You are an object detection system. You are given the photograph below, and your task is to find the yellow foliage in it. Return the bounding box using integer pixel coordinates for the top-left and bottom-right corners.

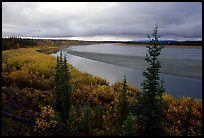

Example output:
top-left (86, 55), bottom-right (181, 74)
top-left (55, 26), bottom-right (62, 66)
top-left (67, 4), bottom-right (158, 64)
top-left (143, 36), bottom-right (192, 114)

top-left (2, 48), bottom-right (202, 136)
top-left (2, 48), bottom-right (56, 89)
top-left (34, 106), bottom-right (57, 134)
top-left (163, 94), bottom-right (202, 136)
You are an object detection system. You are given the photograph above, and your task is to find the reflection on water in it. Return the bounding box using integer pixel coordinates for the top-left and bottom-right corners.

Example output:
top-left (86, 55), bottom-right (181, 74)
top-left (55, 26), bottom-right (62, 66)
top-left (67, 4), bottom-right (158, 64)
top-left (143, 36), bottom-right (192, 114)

top-left (51, 49), bottom-right (202, 99)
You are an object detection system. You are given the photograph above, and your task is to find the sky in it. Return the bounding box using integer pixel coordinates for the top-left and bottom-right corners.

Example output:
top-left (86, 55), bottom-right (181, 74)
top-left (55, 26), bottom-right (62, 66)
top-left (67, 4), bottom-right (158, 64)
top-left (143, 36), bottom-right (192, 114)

top-left (2, 2), bottom-right (202, 41)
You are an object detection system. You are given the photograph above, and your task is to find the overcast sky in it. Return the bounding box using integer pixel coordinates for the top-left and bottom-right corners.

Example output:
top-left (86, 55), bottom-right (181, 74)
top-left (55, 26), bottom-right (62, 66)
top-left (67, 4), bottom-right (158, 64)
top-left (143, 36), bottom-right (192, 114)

top-left (2, 2), bottom-right (202, 41)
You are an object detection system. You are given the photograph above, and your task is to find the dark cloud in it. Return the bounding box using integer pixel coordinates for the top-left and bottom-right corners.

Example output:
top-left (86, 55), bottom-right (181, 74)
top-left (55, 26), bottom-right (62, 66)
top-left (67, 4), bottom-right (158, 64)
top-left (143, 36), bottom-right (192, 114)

top-left (2, 2), bottom-right (202, 41)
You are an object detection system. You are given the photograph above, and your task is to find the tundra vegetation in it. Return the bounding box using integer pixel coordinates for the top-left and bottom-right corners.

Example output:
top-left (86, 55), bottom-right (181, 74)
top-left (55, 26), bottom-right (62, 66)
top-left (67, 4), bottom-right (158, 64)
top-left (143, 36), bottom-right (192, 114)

top-left (2, 29), bottom-right (202, 136)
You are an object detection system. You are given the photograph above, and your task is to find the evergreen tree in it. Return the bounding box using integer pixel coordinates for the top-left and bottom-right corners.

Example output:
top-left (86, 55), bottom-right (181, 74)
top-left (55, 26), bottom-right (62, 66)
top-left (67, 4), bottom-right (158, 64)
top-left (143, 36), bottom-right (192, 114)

top-left (118, 74), bottom-right (128, 124)
top-left (116, 73), bottom-right (128, 132)
top-left (79, 102), bottom-right (92, 135)
top-left (54, 51), bottom-right (72, 124)
top-left (122, 113), bottom-right (137, 136)
top-left (136, 24), bottom-right (166, 136)
top-left (94, 104), bottom-right (104, 129)
top-left (67, 105), bottom-right (79, 133)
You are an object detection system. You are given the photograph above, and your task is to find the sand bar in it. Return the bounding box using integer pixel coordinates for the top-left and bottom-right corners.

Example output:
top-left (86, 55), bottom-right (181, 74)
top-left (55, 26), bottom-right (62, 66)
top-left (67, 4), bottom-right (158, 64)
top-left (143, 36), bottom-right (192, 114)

top-left (66, 50), bottom-right (202, 79)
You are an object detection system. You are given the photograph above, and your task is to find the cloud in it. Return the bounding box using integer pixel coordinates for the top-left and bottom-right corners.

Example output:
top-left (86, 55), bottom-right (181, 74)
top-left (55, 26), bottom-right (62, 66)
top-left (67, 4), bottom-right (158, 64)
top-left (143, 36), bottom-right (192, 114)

top-left (2, 2), bottom-right (202, 41)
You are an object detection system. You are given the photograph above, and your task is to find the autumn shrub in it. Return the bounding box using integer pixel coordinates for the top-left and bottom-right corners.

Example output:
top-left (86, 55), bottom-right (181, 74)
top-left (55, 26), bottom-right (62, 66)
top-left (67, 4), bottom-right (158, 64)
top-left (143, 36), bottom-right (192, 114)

top-left (34, 106), bottom-right (58, 136)
top-left (163, 95), bottom-right (202, 136)
top-left (2, 48), bottom-right (56, 90)
top-left (2, 48), bottom-right (202, 136)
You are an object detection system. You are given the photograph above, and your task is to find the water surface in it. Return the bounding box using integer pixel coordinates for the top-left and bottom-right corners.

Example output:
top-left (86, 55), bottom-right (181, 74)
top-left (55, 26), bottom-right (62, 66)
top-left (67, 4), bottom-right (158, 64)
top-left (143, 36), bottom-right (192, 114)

top-left (51, 44), bottom-right (202, 99)
top-left (69, 43), bottom-right (202, 59)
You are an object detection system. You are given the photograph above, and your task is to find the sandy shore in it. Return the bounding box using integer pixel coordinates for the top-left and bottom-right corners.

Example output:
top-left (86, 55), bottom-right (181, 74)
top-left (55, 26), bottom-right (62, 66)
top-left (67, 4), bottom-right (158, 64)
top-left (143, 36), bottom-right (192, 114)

top-left (66, 50), bottom-right (202, 79)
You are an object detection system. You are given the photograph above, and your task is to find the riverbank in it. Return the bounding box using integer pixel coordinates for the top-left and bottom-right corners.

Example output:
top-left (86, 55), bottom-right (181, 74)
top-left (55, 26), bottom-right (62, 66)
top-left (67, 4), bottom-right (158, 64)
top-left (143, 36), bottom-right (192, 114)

top-left (66, 50), bottom-right (202, 79)
top-left (35, 45), bottom-right (70, 54)
top-left (115, 43), bottom-right (202, 48)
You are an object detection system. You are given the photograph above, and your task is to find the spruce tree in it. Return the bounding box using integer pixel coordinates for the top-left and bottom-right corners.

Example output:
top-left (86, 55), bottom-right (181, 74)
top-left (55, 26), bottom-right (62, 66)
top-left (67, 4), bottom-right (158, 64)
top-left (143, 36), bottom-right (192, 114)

top-left (80, 101), bottom-right (92, 135)
top-left (122, 113), bottom-right (137, 136)
top-left (54, 51), bottom-right (72, 123)
top-left (136, 24), bottom-right (166, 136)
top-left (94, 104), bottom-right (104, 129)
top-left (119, 74), bottom-right (128, 123)
top-left (116, 73), bottom-right (128, 131)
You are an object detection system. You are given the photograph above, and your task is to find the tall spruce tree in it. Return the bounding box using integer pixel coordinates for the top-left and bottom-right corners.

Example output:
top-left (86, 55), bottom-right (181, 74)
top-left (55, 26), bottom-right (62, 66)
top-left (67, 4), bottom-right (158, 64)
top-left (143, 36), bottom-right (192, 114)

top-left (136, 24), bottom-right (166, 136)
top-left (54, 51), bottom-right (72, 123)
top-left (116, 73), bottom-right (128, 131)
top-left (119, 74), bottom-right (128, 123)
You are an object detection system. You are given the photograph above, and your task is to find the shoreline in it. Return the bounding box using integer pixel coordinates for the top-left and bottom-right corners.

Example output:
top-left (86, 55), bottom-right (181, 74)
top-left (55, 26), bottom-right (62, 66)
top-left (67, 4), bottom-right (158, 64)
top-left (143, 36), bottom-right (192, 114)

top-left (66, 50), bottom-right (202, 79)
top-left (115, 43), bottom-right (202, 48)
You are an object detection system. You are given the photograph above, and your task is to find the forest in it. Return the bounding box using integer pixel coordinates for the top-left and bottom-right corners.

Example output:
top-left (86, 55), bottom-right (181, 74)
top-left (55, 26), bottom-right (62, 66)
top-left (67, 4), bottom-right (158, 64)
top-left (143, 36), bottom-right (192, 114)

top-left (2, 37), bottom-right (101, 50)
top-left (2, 35), bottom-right (202, 136)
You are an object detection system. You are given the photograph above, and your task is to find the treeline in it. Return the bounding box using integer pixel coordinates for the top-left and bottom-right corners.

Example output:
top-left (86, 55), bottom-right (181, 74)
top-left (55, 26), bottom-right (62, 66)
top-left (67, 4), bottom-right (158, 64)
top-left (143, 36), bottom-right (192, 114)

top-left (2, 36), bottom-right (37, 50)
top-left (2, 36), bottom-right (202, 51)
top-left (2, 37), bottom-right (100, 50)
top-left (165, 41), bottom-right (202, 46)
top-left (100, 40), bottom-right (202, 46)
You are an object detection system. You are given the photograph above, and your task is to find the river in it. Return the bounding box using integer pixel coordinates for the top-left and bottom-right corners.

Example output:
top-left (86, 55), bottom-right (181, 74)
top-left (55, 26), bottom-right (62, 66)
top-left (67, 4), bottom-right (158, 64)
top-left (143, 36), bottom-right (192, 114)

top-left (51, 43), bottom-right (202, 99)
